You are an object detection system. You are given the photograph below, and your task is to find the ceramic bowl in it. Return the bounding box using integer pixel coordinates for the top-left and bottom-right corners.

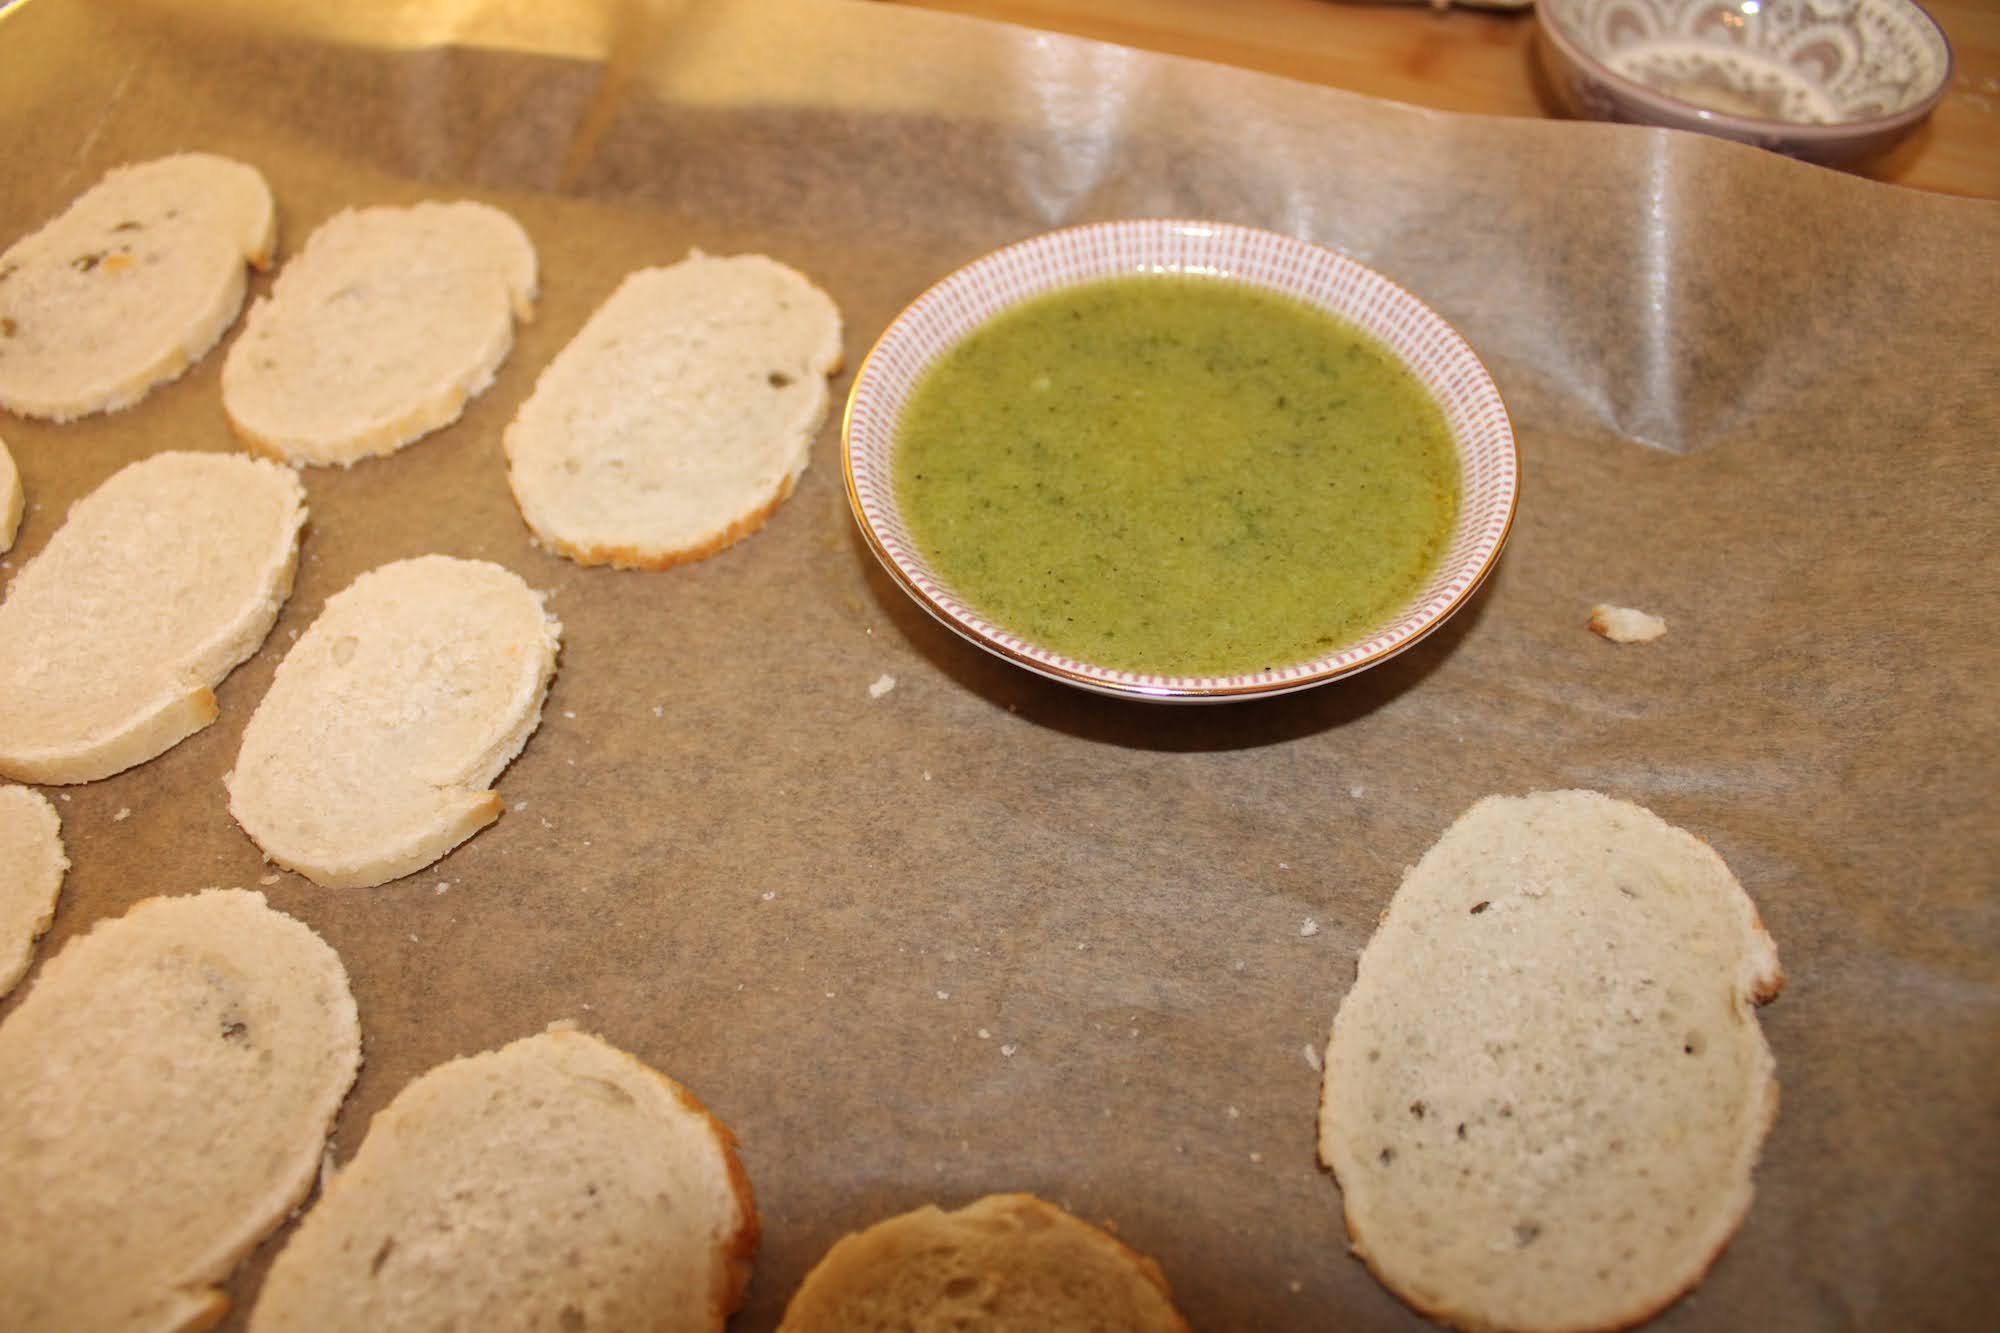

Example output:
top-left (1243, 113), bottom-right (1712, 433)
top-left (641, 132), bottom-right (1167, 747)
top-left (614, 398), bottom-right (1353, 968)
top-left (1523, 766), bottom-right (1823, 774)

top-left (1537, 0), bottom-right (1954, 165)
top-left (842, 220), bottom-right (1518, 703)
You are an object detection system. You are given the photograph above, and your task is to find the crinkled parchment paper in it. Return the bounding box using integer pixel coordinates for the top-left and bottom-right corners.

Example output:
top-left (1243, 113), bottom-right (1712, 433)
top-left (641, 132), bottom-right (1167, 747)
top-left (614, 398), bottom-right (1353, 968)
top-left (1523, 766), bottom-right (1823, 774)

top-left (0, 0), bottom-right (1994, 1328)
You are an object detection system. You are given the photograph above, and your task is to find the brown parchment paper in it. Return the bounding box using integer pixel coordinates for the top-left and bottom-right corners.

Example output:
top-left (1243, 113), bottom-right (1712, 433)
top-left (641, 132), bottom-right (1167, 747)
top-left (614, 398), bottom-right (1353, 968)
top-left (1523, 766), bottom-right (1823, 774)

top-left (1, 0), bottom-right (1995, 1328)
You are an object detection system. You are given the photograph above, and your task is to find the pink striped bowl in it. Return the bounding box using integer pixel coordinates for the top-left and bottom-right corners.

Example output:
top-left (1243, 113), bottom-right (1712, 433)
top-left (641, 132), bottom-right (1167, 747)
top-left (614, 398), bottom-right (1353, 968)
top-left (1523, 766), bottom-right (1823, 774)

top-left (842, 220), bottom-right (1518, 703)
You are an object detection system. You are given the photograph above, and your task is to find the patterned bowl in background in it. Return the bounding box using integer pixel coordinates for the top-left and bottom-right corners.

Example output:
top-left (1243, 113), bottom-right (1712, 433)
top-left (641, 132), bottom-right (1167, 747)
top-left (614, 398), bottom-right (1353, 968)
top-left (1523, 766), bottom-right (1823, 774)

top-left (1537, 0), bottom-right (1954, 165)
top-left (842, 220), bottom-right (1519, 704)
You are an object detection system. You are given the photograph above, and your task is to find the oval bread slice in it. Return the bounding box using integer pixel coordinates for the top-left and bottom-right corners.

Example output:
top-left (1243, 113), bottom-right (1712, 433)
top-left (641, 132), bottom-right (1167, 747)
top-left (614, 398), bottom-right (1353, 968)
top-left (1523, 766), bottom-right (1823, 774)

top-left (250, 1027), bottom-right (758, 1333)
top-left (222, 201), bottom-right (536, 466)
top-left (0, 450), bottom-right (308, 784)
top-left (225, 554), bottom-right (560, 888)
top-left (503, 250), bottom-right (843, 569)
top-left (1317, 789), bottom-right (1784, 1333)
top-left (778, 1193), bottom-right (1192, 1332)
top-left (0, 784), bottom-right (66, 997)
top-left (0, 888), bottom-right (362, 1333)
top-left (0, 153), bottom-right (274, 420)
top-left (0, 433), bottom-right (21, 551)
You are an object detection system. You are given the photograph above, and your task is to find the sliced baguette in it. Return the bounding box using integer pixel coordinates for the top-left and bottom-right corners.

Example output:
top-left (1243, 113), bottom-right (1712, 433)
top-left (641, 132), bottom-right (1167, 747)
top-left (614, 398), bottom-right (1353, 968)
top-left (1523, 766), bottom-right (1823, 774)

top-left (0, 888), bottom-right (361, 1333)
top-left (1318, 789), bottom-right (1784, 1333)
top-left (778, 1193), bottom-right (1192, 1332)
top-left (0, 432), bottom-right (20, 551)
top-left (503, 250), bottom-right (843, 569)
top-left (0, 450), bottom-right (308, 784)
top-left (250, 1026), bottom-right (758, 1333)
top-left (0, 153), bottom-right (274, 420)
top-left (222, 201), bottom-right (536, 466)
top-left (225, 554), bottom-right (559, 888)
top-left (0, 784), bottom-right (66, 996)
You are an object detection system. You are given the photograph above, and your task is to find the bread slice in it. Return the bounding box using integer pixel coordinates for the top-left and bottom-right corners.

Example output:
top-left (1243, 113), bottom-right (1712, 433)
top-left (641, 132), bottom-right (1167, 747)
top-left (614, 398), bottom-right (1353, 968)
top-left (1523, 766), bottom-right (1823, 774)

top-left (225, 554), bottom-right (559, 888)
top-left (778, 1193), bottom-right (1192, 1332)
top-left (0, 432), bottom-right (21, 552)
top-left (503, 250), bottom-right (842, 569)
top-left (0, 784), bottom-right (66, 996)
top-left (0, 153), bottom-right (274, 420)
top-left (1317, 790), bottom-right (1784, 1333)
top-left (0, 888), bottom-right (361, 1333)
top-left (0, 450), bottom-right (308, 785)
top-left (222, 201), bottom-right (536, 466)
top-left (249, 1026), bottom-right (758, 1332)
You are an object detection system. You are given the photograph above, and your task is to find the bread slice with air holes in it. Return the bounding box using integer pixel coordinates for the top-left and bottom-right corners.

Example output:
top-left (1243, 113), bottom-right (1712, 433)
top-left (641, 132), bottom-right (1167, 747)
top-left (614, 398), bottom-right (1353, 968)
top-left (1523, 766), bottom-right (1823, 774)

top-left (225, 554), bottom-right (560, 888)
top-left (249, 1026), bottom-right (758, 1333)
top-left (503, 250), bottom-right (843, 569)
top-left (0, 784), bottom-right (65, 997)
top-left (1317, 789), bottom-right (1784, 1333)
top-left (0, 888), bottom-right (361, 1333)
top-left (0, 153), bottom-right (274, 420)
top-left (221, 201), bottom-right (535, 466)
top-left (0, 450), bottom-right (307, 785)
top-left (778, 1192), bottom-right (1193, 1332)
top-left (0, 433), bottom-right (22, 552)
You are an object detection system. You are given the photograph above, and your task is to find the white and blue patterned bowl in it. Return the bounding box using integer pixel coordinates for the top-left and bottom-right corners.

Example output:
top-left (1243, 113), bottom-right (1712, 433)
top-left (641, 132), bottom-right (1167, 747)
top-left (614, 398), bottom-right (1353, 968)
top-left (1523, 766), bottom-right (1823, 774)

top-left (1538, 0), bottom-right (1954, 165)
top-left (842, 220), bottom-right (1518, 704)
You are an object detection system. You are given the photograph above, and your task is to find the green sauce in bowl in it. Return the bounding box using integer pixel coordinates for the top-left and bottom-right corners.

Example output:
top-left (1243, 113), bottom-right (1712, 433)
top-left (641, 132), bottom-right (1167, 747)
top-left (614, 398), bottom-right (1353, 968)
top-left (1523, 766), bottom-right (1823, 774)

top-left (893, 275), bottom-right (1460, 677)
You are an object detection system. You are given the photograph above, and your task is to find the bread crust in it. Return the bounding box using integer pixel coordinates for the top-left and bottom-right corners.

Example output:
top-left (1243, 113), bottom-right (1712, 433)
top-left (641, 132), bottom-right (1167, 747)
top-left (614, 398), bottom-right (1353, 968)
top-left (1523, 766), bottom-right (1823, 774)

top-left (0, 434), bottom-right (21, 552)
top-left (779, 1192), bottom-right (1190, 1332)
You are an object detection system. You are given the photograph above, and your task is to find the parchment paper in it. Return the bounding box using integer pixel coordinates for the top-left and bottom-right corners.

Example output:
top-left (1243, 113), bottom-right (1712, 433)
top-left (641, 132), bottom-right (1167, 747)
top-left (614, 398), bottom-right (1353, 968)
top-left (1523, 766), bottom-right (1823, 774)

top-left (1, 1), bottom-right (1995, 1329)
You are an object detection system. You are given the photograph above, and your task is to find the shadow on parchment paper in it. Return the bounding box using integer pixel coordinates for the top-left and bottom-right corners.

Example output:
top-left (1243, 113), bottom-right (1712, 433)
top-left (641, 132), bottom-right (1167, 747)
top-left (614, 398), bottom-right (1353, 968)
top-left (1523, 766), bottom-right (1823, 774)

top-left (846, 515), bottom-right (1502, 753)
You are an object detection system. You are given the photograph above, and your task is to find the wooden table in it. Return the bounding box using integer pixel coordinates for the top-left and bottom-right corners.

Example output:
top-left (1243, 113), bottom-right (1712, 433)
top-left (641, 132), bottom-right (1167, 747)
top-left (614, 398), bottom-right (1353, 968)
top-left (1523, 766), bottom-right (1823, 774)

top-left (888, 0), bottom-right (2000, 201)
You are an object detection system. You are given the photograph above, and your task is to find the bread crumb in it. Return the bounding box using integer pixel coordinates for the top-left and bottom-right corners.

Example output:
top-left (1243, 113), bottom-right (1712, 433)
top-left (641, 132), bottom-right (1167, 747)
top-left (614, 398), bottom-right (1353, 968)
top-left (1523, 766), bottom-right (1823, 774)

top-left (978, 1028), bottom-right (992, 1039)
top-left (113, 807), bottom-right (131, 821)
top-left (59, 793), bottom-right (70, 802)
top-left (1226, 1105), bottom-right (1240, 1119)
top-left (259, 873), bottom-right (281, 886)
top-left (935, 990), bottom-right (950, 1000)
top-left (562, 709), bottom-right (576, 719)
top-left (868, 673), bottom-right (896, 699)
top-left (922, 769), bottom-right (932, 781)
top-left (761, 890), bottom-right (776, 902)
top-left (1350, 785), bottom-right (1365, 798)
top-left (434, 881), bottom-right (450, 895)
top-left (1589, 603), bottom-right (1667, 643)
top-left (1303, 1043), bottom-right (1323, 1072)
top-left (825, 990), bottom-right (836, 998)
top-left (1299, 918), bottom-right (1320, 938)
top-left (1233, 959), bottom-right (1246, 972)
top-left (1250, 1152), bottom-right (1264, 1164)
top-left (513, 800), bottom-right (529, 812)
top-left (1000, 1043), bottom-right (1018, 1057)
